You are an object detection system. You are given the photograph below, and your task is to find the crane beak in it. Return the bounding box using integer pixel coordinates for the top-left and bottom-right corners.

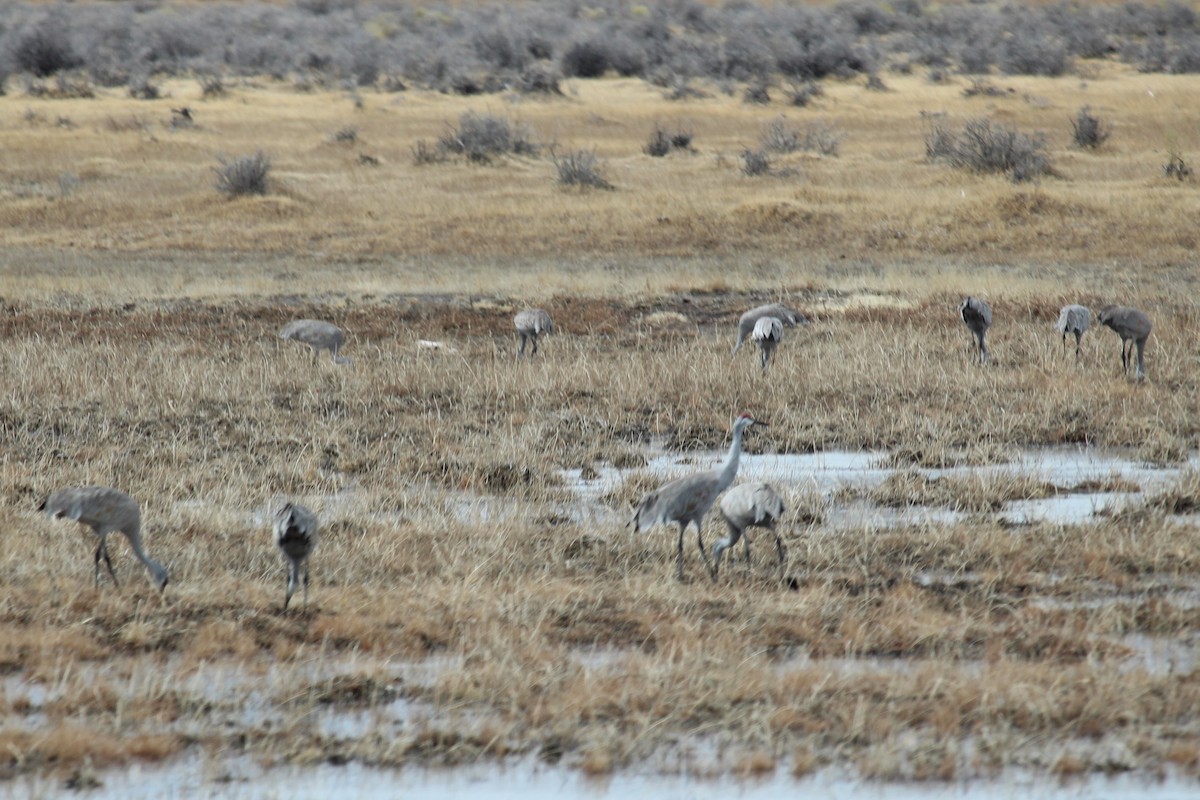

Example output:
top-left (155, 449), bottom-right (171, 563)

top-left (754, 420), bottom-right (769, 428)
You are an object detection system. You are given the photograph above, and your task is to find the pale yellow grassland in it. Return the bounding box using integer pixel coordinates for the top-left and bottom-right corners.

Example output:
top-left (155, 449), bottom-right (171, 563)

top-left (0, 65), bottom-right (1199, 301)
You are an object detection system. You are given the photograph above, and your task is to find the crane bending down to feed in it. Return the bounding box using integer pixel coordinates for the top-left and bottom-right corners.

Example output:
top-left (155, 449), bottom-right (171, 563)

top-left (1098, 305), bottom-right (1153, 382)
top-left (733, 304), bottom-right (807, 355)
top-left (959, 297), bottom-right (992, 364)
top-left (632, 413), bottom-right (765, 581)
top-left (1056, 304), bottom-right (1091, 360)
top-left (751, 316), bottom-right (784, 371)
top-left (713, 482), bottom-right (786, 580)
top-left (274, 501), bottom-right (318, 612)
top-left (514, 308), bottom-right (553, 357)
top-left (279, 320), bottom-right (352, 365)
top-left (39, 486), bottom-right (169, 591)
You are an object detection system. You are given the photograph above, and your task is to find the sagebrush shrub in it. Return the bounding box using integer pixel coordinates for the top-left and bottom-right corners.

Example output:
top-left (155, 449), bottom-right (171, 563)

top-left (924, 117), bottom-right (1051, 183)
top-left (552, 148), bottom-right (613, 189)
top-left (741, 149), bottom-right (771, 176)
top-left (12, 17), bottom-right (79, 77)
top-left (1071, 106), bottom-right (1110, 149)
top-left (437, 111), bottom-right (540, 163)
top-left (214, 151), bottom-right (271, 196)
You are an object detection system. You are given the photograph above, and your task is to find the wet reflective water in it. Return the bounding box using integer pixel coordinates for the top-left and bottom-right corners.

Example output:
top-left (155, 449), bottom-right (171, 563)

top-left (12, 755), bottom-right (1199, 800)
top-left (562, 446), bottom-right (1200, 529)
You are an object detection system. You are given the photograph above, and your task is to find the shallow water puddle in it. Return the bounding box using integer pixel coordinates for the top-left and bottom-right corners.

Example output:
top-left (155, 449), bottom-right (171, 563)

top-left (19, 755), bottom-right (1200, 800)
top-left (564, 446), bottom-right (1200, 529)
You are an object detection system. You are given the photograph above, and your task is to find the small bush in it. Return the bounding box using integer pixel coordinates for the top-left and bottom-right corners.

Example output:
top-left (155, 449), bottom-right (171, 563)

top-left (199, 75), bottom-right (226, 98)
top-left (214, 151), bottom-right (271, 197)
top-left (743, 83), bottom-right (771, 104)
top-left (331, 126), bottom-right (359, 145)
top-left (760, 117), bottom-right (801, 153)
top-left (128, 78), bottom-right (160, 100)
top-left (1070, 106), bottom-right (1110, 149)
top-left (517, 63), bottom-right (563, 95)
top-left (438, 111), bottom-right (539, 163)
top-left (12, 18), bottom-right (80, 77)
top-left (802, 119), bottom-right (846, 157)
top-left (1164, 152), bottom-right (1191, 181)
top-left (412, 139), bottom-right (447, 166)
top-left (551, 148), bottom-right (614, 189)
top-left (741, 148), bottom-right (771, 176)
top-left (644, 124), bottom-right (694, 157)
top-left (644, 126), bottom-right (672, 157)
top-left (670, 129), bottom-right (694, 150)
top-left (788, 82), bottom-right (824, 107)
top-left (561, 40), bottom-right (610, 78)
top-left (865, 73), bottom-right (889, 91)
top-left (925, 117), bottom-right (1051, 183)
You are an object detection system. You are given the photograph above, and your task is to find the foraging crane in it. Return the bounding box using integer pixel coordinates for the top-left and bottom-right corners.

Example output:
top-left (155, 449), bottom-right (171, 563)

top-left (1098, 305), bottom-right (1152, 382)
top-left (713, 482), bottom-right (786, 580)
top-left (279, 319), bottom-right (352, 365)
top-left (733, 304), bottom-right (807, 355)
top-left (751, 316), bottom-right (783, 370)
top-left (39, 486), bottom-right (168, 591)
top-left (514, 308), bottom-right (553, 357)
top-left (632, 413), bottom-right (765, 581)
top-left (1056, 304), bottom-right (1091, 360)
top-left (959, 297), bottom-right (992, 364)
top-left (273, 501), bottom-right (318, 612)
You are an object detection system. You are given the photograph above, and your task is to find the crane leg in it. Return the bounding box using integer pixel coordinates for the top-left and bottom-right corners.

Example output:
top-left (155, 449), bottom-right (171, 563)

top-left (696, 524), bottom-right (713, 574)
top-left (1135, 338), bottom-right (1146, 382)
top-left (94, 539), bottom-right (119, 588)
top-left (531, 335), bottom-right (539, 356)
top-left (283, 562), bottom-right (296, 612)
top-left (742, 533), bottom-right (752, 573)
top-left (517, 334), bottom-right (526, 358)
top-left (772, 527), bottom-right (787, 580)
top-left (676, 524), bottom-right (686, 581)
top-left (1074, 331), bottom-right (1082, 361)
top-left (303, 562), bottom-right (310, 610)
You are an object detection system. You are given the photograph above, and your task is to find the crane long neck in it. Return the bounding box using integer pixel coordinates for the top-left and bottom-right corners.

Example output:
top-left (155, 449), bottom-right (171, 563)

top-left (123, 526), bottom-right (165, 582)
top-left (717, 424), bottom-right (746, 491)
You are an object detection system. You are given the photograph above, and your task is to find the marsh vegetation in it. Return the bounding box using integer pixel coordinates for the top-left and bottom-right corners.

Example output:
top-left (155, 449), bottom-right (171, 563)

top-left (2, 0), bottom-right (1200, 793)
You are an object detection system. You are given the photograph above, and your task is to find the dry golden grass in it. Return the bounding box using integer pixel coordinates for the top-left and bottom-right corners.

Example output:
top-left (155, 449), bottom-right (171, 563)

top-left (0, 64), bottom-right (1199, 301)
top-left (3, 65), bottom-right (1200, 786)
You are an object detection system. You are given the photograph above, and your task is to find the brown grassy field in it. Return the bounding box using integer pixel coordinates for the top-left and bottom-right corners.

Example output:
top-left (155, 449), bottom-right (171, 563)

top-left (3, 63), bottom-right (1200, 788)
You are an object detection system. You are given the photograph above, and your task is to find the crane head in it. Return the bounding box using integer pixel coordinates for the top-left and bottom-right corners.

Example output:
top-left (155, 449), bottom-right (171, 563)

top-left (735, 413), bottom-right (767, 430)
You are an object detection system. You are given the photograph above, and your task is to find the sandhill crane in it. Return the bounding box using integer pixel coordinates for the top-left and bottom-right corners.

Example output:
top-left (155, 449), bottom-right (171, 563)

top-left (39, 486), bottom-right (168, 591)
top-left (514, 308), bottom-right (553, 357)
top-left (733, 304), bottom-right (807, 355)
top-left (274, 501), bottom-right (318, 612)
top-left (1098, 305), bottom-right (1153, 382)
top-left (1056, 304), bottom-right (1091, 360)
top-left (632, 413), bottom-right (765, 581)
top-left (751, 316), bottom-right (783, 370)
top-left (279, 319), bottom-right (352, 365)
top-left (713, 482), bottom-right (786, 580)
top-left (959, 297), bottom-right (992, 364)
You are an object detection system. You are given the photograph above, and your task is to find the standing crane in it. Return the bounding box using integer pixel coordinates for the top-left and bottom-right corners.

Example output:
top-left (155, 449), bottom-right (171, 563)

top-left (39, 486), bottom-right (169, 591)
top-left (279, 319), bottom-right (352, 365)
top-left (514, 308), bottom-right (554, 357)
top-left (713, 482), bottom-right (787, 580)
top-left (751, 316), bottom-right (784, 370)
top-left (1056, 304), bottom-right (1091, 360)
top-left (274, 501), bottom-right (318, 612)
top-left (959, 297), bottom-right (992, 364)
top-left (733, 304), bottom-right (807, 355)
top-left (632, 413), bottom-right (765, 581)
top-left (1098, 305), bottom-right (1153, 382)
